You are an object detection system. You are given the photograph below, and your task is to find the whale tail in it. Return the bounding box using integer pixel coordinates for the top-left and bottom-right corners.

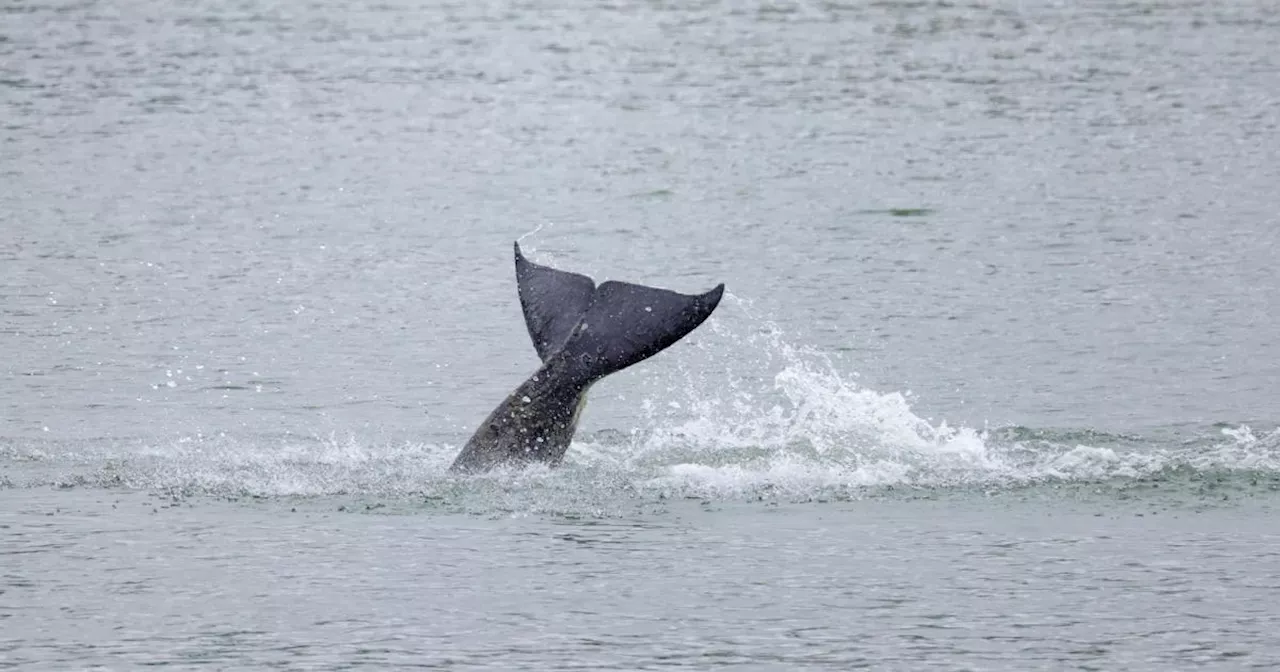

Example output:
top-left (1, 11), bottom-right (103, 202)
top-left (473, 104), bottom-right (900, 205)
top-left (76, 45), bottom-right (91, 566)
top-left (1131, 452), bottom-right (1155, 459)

top-left (446, 242), bottom-right (724, 474)
top-left (514, 242), bottom-right (724, 380)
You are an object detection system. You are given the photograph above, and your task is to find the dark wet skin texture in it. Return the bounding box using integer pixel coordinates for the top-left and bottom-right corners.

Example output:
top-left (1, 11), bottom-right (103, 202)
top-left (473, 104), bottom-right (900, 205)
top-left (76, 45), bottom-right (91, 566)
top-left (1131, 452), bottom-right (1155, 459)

top-left (450, 354), bottom-right (590, 472)
top-left (449, 243), bottom-right (723, 473)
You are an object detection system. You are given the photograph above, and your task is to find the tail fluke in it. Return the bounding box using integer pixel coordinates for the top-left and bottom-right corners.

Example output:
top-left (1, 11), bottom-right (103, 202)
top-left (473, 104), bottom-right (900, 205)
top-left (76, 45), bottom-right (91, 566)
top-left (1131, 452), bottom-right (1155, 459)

top-left (513, 241), bottom-right (724, 379)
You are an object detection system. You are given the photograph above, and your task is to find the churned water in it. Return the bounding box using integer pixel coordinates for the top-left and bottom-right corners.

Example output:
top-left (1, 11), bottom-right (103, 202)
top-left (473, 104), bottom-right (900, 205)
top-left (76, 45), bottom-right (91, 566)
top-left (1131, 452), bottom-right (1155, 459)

top-left (4, 0), bottom-right (1280, 669)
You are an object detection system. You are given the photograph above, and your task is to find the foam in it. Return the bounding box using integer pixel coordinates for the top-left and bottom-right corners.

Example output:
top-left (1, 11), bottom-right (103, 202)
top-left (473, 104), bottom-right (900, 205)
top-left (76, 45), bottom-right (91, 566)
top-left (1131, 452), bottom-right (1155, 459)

top-left (3, 295), bottom-right (1278, 508)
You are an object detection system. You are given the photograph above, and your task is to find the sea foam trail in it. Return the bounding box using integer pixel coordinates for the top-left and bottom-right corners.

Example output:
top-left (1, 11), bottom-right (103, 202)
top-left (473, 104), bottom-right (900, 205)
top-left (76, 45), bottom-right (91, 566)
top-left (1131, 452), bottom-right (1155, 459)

top-left (558, 294), bottom-right (1280, 500)
top-left (2, 295), bottom-right (1278, 505)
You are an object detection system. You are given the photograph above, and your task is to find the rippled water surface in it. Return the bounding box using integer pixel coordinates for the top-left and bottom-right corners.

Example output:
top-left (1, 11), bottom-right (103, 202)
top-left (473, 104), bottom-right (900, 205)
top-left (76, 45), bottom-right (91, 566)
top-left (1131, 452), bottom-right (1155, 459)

top-left (4, 0), bottom-right (1280, 668)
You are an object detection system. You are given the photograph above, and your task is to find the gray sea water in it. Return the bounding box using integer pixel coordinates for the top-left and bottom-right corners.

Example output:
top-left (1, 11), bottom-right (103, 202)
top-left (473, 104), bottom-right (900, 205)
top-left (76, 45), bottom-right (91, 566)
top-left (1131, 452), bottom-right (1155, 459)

top-left (4, 0), bottom-right (1280, 669)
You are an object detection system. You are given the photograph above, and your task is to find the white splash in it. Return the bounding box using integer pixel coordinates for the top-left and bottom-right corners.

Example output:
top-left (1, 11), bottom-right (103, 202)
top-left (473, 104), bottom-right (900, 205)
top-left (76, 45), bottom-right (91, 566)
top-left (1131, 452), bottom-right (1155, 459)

top-left (3, 296), bottom-right (1278, 509)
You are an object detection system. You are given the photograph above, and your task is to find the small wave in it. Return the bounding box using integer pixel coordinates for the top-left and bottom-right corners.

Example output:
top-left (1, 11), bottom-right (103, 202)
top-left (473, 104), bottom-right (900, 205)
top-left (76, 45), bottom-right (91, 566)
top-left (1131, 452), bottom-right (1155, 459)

top-left (2, 422), bottom-right (1278, 514)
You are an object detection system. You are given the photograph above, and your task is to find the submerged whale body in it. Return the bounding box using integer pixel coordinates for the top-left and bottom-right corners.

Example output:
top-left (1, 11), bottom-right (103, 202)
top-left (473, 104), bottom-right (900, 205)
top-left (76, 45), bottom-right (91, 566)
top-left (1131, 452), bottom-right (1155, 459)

top-left (448, 242), bottom-right (724, 473)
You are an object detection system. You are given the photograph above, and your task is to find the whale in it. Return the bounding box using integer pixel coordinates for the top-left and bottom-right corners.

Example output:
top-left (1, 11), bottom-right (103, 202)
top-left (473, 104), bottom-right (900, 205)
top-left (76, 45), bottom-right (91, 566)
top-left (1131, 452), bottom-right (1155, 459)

top-left (448, 242), bottom-right (724, 473)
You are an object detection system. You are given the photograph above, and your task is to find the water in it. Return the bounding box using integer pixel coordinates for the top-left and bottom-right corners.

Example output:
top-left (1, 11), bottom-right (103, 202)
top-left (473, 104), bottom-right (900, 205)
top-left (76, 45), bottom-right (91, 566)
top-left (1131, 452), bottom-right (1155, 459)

top-left (5, 491), bottom-right (1279, 670)
top-left (4, 0), bottom-right (1280, 668)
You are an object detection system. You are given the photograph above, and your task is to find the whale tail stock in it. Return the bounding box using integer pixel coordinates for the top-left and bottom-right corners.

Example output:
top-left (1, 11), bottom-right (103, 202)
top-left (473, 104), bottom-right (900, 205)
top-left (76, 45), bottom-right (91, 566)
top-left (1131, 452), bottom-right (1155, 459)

top-left (514, 241), bottom-right (724, 380)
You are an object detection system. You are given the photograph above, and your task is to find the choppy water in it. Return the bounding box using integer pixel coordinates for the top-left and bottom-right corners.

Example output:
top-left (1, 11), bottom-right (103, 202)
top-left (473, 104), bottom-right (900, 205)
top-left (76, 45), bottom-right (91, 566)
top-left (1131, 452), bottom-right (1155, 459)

top-left (4, 0), bottom-right (1280, 669)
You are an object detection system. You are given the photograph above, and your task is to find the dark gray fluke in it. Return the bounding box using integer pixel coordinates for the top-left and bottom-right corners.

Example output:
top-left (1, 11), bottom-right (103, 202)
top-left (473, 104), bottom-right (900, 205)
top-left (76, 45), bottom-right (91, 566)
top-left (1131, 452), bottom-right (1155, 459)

top-left (449, 242), bottom-right (724, 473)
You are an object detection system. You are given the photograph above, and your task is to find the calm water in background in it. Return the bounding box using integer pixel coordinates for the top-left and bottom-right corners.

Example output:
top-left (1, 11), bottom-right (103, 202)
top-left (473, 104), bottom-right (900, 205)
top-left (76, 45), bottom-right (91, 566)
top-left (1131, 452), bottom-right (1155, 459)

top-left (4, 0), bottom-right (1280, 669)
